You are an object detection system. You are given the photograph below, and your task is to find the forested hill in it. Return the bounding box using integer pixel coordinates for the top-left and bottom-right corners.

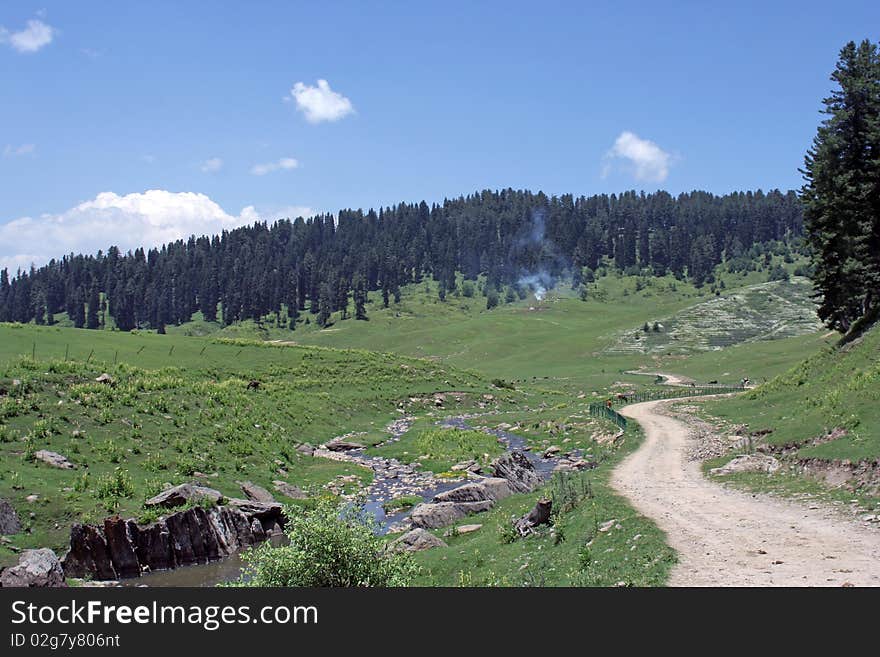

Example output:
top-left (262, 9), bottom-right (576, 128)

top-left (0, 188), bottom-right (803, 331)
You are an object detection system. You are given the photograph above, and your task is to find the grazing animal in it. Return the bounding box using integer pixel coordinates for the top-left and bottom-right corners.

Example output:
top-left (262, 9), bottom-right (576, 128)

top-left (247, 380), bottom-right (261, 391)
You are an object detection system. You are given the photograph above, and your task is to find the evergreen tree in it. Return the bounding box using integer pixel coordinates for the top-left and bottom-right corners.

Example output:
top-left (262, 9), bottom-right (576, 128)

top-left (801, 39), bottom-right (880, 332)
top-left (353, 274), bottom-right (368, 320)
top-left (86, 284), bottom-right (100, 329)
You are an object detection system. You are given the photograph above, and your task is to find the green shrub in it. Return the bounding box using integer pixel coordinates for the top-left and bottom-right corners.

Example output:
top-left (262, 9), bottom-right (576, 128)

top-left (230, 501), bottom-right (416, 587)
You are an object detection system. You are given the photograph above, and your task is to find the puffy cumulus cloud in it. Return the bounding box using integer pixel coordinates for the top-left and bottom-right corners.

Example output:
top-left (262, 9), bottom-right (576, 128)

top-left (0, 190), bottom-right (314, 272)
top-left (288, 79), bottom-right (354, 123)
top-left (200, 157), bottom-right (223, 173)
top-left (0, 18), bottom-right (56, 53)
top-left (602, 131), bottom-right (673, 183)
top-left (250, 157), bottom-right (299, 176)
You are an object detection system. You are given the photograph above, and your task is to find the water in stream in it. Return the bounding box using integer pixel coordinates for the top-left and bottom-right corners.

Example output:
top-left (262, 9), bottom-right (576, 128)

top-left (124, 416), bottom-right (558, 587)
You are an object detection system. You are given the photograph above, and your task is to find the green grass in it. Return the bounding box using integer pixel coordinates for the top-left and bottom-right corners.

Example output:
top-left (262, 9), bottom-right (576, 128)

top-left (409, 423), bottom-right (676, 586)
top-left (0, 324), bottom-right (499, 567)
top-left (698, 322), bottom-right (880, 461)
top-left (1, 252), bottom-right (852, 586)
top-left (382, 495), bottom-right (424, 514)
top-left (368, 427), bottom-right (505, 475)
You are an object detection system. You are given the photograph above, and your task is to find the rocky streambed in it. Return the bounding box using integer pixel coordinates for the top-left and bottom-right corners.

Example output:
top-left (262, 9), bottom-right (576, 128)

top-left (33, 414), bottom-right (593, 587)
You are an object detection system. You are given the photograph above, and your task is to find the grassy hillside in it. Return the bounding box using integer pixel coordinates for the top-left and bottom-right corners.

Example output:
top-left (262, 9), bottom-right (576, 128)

top-left (702, 323), bottom-right (880, 461)
top-left (0, 324), bottom-right (508, 567)
top-left (603, 277), bottom-right (821, 355)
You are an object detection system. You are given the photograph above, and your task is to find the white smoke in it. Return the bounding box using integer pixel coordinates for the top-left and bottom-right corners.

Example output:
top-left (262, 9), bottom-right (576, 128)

top-left (518, 272), bottom-right (553, 302)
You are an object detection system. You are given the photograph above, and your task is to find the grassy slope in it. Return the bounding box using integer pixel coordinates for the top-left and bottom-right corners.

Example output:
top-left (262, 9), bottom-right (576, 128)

top-left (0, 257), bottom-right (835, 584)
top-left (410, 422), bottom-right (676, 587)
top-left (0, 325), bottom-right (506, 566)
top-left (700, 323), bottom-right (880, 461)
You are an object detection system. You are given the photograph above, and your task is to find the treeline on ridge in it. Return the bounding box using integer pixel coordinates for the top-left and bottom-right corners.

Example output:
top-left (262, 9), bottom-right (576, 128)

top-left (0, 188), bottom-right (803, 331)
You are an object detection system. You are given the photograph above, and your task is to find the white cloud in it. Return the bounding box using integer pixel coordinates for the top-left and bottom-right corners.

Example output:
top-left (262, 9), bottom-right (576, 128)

top-left (250, 157), bottom-right (299, 176)
top-left (200, 157), bottom-right (223, 173)
top-left (3, 144), bottom-right (36, 157)
top-left (0, 190), bottom-right (314, 272)
top-left (288, 79), bottom-right (354, 123)
top-left (0, 18), bottom-right (55, 53)
top-left (602, 131), bottom-right (673, 183)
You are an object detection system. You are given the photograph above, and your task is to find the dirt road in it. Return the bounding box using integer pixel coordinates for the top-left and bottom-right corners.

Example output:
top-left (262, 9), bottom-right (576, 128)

top-left (612, 399), bottom-right (880, 586)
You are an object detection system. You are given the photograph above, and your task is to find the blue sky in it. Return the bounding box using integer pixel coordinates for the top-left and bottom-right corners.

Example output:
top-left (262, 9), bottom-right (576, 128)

top-left (1, 1), bottom-right (878, 270)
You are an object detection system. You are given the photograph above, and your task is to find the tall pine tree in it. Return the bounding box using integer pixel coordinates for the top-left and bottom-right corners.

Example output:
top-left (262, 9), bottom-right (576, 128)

top-left (801, 40), bottom-right (880, 332)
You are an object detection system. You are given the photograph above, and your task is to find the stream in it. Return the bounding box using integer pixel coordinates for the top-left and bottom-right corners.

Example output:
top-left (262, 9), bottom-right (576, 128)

top-left (124, 415), bottom-right (561, 587)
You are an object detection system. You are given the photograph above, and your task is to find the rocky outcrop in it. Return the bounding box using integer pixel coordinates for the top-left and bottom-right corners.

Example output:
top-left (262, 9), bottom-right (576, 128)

top-left (1, 548), bottom-right (66, 587)
top-left (273, 480), bottom-right (307, 500)
top-left (238, 481), bottom-right (275, 503)
top-left (710, 454), bottom-right (780, 476)
top-left (433, 478), bottom-right (511, 503)
top-left (62, 502), bottom-right (285, 580)
top-left (144, 483), bottom-right (224, 508)
top-left (491, 450), bottom-right (542, 493)
top-left (0, 499), bottom-right (22, 535)
top-left (34, 450), bottom-right (75, 470)
top-left (410, 500), bottom-right (495, 529)
top-left (387, 528), bottom-right (447, 553)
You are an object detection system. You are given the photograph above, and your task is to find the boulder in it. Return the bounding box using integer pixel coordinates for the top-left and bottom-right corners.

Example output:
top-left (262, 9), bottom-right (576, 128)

top-left (34, 450), bottom-right (75, 470)
top-left (433, 478), bottom-right (511, 504)
top-left (226, 498), bottom-right (284, 522)
top-left (450, 459), bottom-right (477, 472)
top-left (491, 450), bottom-right (542, 493)
top-left (1, 548), bottom-right (66, 587)
top-left (238, 481), bottom-right (276, 503)
top-left (388, 528), bottom-right (447, 553)
top-left (410, 500), bottom-right (495, 529)
top-left (296, 443), bottom-right (315, 456)
top-left (273, 480), bottom-right (307, 500)
top-left (324, 438), bottom-right (364, 452)
top-left (0, 499), bottom-right (22, 535)
top-left (710, 454), bottom-right (781, 476)
top-left (95, 373), bottom-right (115, 385)
top-left (543, 446), bottom-right (561, 458)
top-left (144, 483), bottom-right (224, 508)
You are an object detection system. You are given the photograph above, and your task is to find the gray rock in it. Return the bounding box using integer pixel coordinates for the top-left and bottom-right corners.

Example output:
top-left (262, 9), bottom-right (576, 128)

top-left (225, 498), bottom-right (284, 520)
top-left (95, 373), bottom-right (115, 385)
top-left (543, 446), bottom-right (561, 458)
top-left (273, 480), bottom-right (307, 500)
top-left (1, 548), bottom-right (66, 587)
top-left (238, 481), bottom-right (275, 503)
top-left (433, 478), bottom-right (511, 503)
top-left (144, 483), bottom-right (223, 508)
top-left (450, 459), bottom-right (477, 472)
top-left (296, 443), bottom-right (315, 456)
top-left (710, 454), bottom-right (780, 476)
top-left (0, 499), bottom-right (22, 535)
top-left (388, 528), bottom-right (447, 552)
top-left (34, 450), bottom-right (75, 470)
top-left (410, 500), bottom-right (495, 529)
top-left (324, 438), bottom-right (364, 451)
top-left (491, 450), bottom-right (542, 493)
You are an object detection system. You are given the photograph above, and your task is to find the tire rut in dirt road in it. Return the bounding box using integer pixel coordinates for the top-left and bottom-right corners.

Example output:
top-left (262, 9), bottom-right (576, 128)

top-left (611, 399), bottom-right (880, 586)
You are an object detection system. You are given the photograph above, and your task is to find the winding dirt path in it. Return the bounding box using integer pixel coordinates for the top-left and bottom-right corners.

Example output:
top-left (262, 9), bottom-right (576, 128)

top-left (612, 399), bottom-right (880, 586)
